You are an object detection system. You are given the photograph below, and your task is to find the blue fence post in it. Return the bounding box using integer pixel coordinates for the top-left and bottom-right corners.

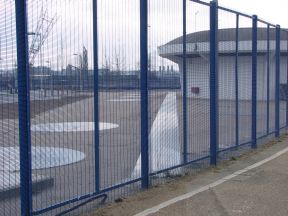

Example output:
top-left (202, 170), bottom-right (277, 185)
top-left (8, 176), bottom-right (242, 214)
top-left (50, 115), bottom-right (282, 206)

top-left (92, 0), bottom-right (100, 193)
top-left (209, 0), bottom-right (218, 165)
top-left (266, 24), bottom-right (270, 135)
top-left (183, 0), bottom-right (188, 164)
top-left (251, 15), bottom-right (258, 149)
top-left (235, 14), bottom-right (239, 147)
top-left (140, 0), bottom-right (149, 189)
top-left (15, 0), bottom-right (33, 215)
top-left (275, 25), bottom-right (281, 137)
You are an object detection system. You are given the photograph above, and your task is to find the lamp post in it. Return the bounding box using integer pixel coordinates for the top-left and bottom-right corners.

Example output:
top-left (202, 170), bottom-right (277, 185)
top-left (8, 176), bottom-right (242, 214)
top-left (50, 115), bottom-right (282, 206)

top-left (27, 32), bottom-right (42, 92)
top-left (0, 33), bottom-right (2, 61)
top-left (46, 60), bottom-right (54, 96)
top-left (73, 53), bottom-right (83, 91)
top-left (194, 11), bottom-right (199, 32)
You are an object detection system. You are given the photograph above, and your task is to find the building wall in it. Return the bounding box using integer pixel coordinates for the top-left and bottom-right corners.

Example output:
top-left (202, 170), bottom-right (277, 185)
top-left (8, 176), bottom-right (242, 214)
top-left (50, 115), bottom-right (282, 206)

top-left (177, 55), bottom-right (287, 100)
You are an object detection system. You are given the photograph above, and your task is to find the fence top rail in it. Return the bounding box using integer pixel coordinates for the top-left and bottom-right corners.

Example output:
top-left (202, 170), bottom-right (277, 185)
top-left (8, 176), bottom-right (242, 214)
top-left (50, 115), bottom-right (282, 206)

top-left (217, 5), bottom-right (252, 19)
top-left (189, 0), bottom-right (210, 7)
top-left (257, 18), bottom-right (277, 28)
top-left (190, 0), bottom-right (279, 29)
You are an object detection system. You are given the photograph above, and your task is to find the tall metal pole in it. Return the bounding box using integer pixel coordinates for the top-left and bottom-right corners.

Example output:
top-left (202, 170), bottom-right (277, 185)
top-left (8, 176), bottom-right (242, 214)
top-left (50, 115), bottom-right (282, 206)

top-left (251, 15), bottom-right (258, 149)
top-left (209, 0), bottom-right (219, 165)
top-left (235, 14), bottom-right (239, 147)
top-left (15, 0), bottom-right (33, 215)
top-left (140, 0), bottom-right (149, 189)
top-left (92, 0), bottom-right (100, 193)
top-left (183, 0), bottom-right (188, 164)
top-left (275, 25), bottom-right (281, 137)
top-left (266, 24), bottom-right (270, 134)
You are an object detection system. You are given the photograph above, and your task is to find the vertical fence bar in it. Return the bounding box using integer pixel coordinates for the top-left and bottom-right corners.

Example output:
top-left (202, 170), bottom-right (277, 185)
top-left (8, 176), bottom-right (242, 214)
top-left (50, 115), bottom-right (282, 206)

top-left (15, 0), bottom-right (33, 215)
top-left (140, 0), bottom-right (149, 188)
top-left (251, 15), bottom-right (257, 149)
top-left (275, 25), bottom-right (280, 137)
top-left (266, 24), bottom-right (270, 134)
top-left (209, 0), bottom-right (218, 165)
top-left (235, 14), bottom-right (239, 147)
top-left (183, 0), bottom-right (188, 164)
top-left (92, 0), bottom-right (100, 193)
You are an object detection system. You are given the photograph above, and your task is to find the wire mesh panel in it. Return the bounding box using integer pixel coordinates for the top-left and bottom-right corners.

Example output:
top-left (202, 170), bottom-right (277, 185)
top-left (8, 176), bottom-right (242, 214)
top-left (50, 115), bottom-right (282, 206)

top-left (185, 1), bottom-right (210, 162)
top-left (217, 9), bottom-right (237, 150)
top-left (256, 21), bottom-right (269, 138)
top-left (280, 30), bottom-right (288, 129)
top-left (98, 0), bottom-right (141, 190)
top-left (0, 1), bottom-right (21, 215)
top-left (147, 0), bottom-right (183, 178)
top-left (26, 0), bottom-right (96, 214)
top-left (268, 26), bottom-right (276, 134)
top-left (236, 15), bottom-right (253, 145)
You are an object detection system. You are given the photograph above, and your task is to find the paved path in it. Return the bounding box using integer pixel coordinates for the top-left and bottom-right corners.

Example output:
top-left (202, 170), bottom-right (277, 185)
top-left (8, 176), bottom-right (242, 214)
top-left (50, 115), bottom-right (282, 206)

top-left (147, 147), bottom-right (288, 216)
top-left (89, 135), bottom-right (288, 216)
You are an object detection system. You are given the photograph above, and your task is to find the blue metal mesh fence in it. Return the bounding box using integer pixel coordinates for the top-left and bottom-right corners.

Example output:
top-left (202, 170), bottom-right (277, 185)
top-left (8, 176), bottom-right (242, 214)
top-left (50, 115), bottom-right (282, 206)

top-left (1, 0), bottom-right (288, 215)
top-left (280, 30), bottom-right (288, 129)
top-left (237, 15), bottom-right (253, 146)
top-left (256, 21), bottom-right (268, 139)
top-left (267, 26), bottom-right (277, 135)
top-left (98, 0), bottom-right (141, 189)
top-left (0, 1), bottom-right (21, 215)
top-left (148, 0), bottom-right (183, 179)
top-left (26, 0), bottom-right (97, 214)
top-left (217, 9), bottom-right (237, 150)
top-left (186, 2), bottom-right (210, 162)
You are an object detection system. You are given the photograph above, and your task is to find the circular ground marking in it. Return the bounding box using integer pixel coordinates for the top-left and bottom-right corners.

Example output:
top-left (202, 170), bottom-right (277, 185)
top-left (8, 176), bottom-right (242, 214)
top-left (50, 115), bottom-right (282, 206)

top-left (108, 98), bottom-right (140, 102)
top-left (31, 122), bottom-right (119, 132)
top-left (0, 147), bottom-right (86, 171)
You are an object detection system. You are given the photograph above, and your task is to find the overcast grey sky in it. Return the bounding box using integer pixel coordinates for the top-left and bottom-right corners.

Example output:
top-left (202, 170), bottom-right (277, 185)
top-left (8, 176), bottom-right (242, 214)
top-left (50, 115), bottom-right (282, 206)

top-left (218, 0), bottom-right (287, 27)
top-left (0, 0), bottom-right (287, 71)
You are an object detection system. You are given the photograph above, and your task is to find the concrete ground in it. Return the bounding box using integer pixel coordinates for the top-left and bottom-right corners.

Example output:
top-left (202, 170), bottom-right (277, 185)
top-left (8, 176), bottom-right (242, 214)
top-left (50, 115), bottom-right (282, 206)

top-left (150, 143), bottom-right (288, 216)
top-left (89, 134), bottom-right (288, 216)
top-left (0, 89), bottom-right (286, 215)
top-left (0, 89), bottom-right (167, 215)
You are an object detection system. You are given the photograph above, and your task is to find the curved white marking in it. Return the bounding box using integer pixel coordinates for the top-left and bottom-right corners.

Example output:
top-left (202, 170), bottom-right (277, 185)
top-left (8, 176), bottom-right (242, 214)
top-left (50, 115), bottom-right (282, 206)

top-left (134, 146), bottom-right (288, 216)
top-left (31, 122), bottom-right (119, 132)
top-left (108, 99), bottom-right (140, 102)
top-left (0, 147), bottom-right (86, 171)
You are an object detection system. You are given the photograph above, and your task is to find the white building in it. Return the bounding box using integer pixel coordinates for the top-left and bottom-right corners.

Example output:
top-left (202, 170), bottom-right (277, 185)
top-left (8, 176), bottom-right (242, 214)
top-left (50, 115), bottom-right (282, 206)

top-left (158, 28), bottom-right (288, 100)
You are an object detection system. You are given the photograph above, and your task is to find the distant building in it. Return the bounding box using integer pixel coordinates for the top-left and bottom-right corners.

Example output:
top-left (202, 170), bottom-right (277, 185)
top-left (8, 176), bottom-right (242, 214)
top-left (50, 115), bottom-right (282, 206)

top-left (158, 28), bottom-right (288, 100)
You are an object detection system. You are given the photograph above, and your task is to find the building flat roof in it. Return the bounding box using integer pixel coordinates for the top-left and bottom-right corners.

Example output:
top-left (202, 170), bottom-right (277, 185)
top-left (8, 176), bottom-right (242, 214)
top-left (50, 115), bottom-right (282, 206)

top-left (158, 28), bottom-right (288, 58)
top-left (166, 28), bottom-right (288, 45)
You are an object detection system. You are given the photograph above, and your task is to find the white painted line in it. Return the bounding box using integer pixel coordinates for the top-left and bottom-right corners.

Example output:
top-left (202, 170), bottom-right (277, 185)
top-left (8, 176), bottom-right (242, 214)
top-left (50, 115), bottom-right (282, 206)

top-left (31, 122), bottom-right (119, 132)
top-left (108, 99), bottom-right (140, 102)
top-left (0, 147), bottom-right (86, 171)
top-left (134, 146), bottom-right (288, 216)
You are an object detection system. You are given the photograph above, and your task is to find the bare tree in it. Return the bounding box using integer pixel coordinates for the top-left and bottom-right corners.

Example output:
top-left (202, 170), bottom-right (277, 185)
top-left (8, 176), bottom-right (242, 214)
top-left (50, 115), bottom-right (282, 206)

top-left (112, 53), bottom-right (126, 75)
